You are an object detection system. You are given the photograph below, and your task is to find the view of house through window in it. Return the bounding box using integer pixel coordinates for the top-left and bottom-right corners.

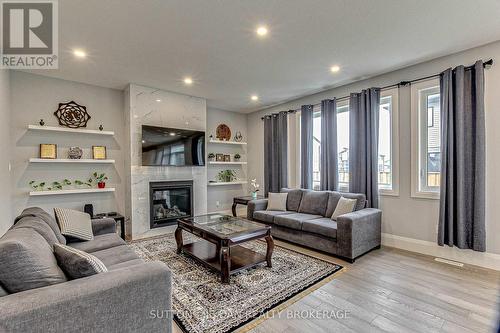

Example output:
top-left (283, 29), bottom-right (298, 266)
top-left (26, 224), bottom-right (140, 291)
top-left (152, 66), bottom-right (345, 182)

top-left (337, 102), bottom-right (350, 190)
top-left (312, 109), bottom-right (321, 190)
top-left (419, 84), bottom-right (441, 192)
top-left (378, 96), bottom-right (392, 189)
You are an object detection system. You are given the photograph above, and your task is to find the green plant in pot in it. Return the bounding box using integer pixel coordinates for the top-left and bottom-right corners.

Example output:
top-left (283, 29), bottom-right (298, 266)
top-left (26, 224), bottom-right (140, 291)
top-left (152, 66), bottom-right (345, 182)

top-left (93, 172), bottom-right (108, 188)
top-left (234, 153), bottom-right (241, 161)
top-left (208, 152), bottom-right (215, 161)
top-left (217, 170), bottom-right (236, 183)
top-left (29, 181), bottom-right (46, 191)
top-left (74, 179), bottom-right (92, 188)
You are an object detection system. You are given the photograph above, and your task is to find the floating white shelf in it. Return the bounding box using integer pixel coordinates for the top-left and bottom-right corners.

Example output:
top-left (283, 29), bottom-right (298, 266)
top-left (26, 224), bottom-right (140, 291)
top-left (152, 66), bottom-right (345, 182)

top-left (209, 139), bottom-right (247, 145)
top-left (29, 158), bottom-right (115, 164)
top-left (29, 188), bottom-right (116, 196)
top-left (207, 181), bottom-right (248, 186)
top-left (28, 125), bottom-right (115, 136)
top-left (208, 161), bottom-right (247, 165)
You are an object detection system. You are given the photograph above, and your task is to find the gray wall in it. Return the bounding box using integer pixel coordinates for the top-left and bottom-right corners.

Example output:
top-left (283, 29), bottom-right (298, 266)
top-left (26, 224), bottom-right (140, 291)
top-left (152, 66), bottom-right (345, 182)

top-left (0, 70), bottom-right (12, 234)
top-left (10, 72), bottom-right (126, 219)
top-left (207, 108), bottom-right (248, 213)
top-left (247, 40), bottom-right (500, 255)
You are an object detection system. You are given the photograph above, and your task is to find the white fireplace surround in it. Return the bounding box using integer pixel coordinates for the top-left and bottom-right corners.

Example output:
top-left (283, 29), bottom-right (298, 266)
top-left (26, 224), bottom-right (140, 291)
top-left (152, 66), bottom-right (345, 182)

top-left (125, 84), bottom-right (208, 238)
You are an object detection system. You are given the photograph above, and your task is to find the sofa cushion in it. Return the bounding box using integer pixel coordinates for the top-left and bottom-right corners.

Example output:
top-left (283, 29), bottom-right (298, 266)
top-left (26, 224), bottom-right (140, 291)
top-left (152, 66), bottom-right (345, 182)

top-left (302, 218), bottom-right (338, 239)
top-left (107, 259), bottom-right (145, 271)
top-left (325, 191), bottom-right (367, 217)
top-left (15, 207), bottom-right (66, 244)
top-left (54, 208), bottom-right (94, 241)
top-left (298, 191), bottom-right (329, 216)
top-left (280, 188), bottom-right (304, 211)
top-left (12, 216), bottom-right (59, 246)
top-left (68, 233), bottom-right (126, 253)
top-left (253, 210), bottom-right (293, 223)
top-left (0, 228), bottom-right (67, 293)
top-left (91, 245), bottom-right (141, 267)
top-left (274, 213), bottom-right (322, 231)
top-left (54, 243), bottom-right (108, 279)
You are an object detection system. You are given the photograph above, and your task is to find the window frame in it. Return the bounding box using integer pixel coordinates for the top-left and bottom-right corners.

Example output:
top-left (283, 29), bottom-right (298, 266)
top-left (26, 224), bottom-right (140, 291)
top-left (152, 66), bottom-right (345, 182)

top-left (379, 87), bottom-right (400, 197)
top-left (410, 78), bottom-right (441, 200)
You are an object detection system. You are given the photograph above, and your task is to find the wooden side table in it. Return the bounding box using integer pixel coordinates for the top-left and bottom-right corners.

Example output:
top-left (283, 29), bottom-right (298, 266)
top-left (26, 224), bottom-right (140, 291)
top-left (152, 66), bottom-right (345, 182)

top-left (232, 195), bottom-right (265, 217)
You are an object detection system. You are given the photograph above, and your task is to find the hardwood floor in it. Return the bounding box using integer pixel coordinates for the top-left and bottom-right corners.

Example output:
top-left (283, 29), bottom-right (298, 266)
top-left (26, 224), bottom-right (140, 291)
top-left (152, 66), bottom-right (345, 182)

top-left (243, 242), bottom-right (500, 333)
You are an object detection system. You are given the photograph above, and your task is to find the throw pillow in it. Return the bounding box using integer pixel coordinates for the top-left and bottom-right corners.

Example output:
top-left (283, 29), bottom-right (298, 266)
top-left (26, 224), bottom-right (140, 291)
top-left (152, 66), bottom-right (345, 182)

top-left (266, 192), bottom-right (288, 211)
top-left (54, 208), bottom-right (94, 241)
top-left (54, 244), bottom-right (107, 279)
top-left (331, 197), bottom-right (357, 221)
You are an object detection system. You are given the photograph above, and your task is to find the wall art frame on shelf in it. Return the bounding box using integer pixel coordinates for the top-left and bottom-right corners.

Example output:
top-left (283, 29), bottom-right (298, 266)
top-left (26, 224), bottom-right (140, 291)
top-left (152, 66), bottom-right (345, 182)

top-left (39, 144), bottom-right (57, 159)
top-left (215, 153), bottom-right (224, 162)
top-left (92, 146), bottom-right (107, 160)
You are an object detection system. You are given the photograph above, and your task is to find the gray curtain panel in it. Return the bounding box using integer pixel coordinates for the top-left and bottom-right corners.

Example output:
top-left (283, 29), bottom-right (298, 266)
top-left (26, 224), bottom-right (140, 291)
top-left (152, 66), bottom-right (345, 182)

top-left (264, 112), bottom-right (288, 196)
top-left (349, 88), bottom-right (380, 208)
top-left (320, 99), bottom-right (338, 190)
top-left (300, 105), bottom-right (314, 189)
top-left (438, 61), bottom-right (485, 252)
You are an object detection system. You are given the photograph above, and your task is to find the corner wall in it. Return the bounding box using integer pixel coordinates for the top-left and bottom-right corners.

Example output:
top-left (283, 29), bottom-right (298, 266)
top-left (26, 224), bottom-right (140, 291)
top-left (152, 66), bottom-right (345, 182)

top-left (0, 70), bottom-right (12, 235)
top-left (247, 41), bottom-right (500, 268)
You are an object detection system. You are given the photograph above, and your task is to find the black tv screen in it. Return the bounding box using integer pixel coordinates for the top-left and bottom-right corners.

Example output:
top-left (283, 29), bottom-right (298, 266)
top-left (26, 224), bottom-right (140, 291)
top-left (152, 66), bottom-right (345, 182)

top-left (141, 125), bottom-right (205, 166)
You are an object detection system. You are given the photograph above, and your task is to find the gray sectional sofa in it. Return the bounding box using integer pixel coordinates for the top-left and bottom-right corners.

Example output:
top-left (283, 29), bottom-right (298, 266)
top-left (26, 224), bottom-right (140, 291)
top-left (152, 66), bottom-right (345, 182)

top-left (248, 188), bottom-right (382, 262)
top-left (0, 207), bottom-right (172, 333)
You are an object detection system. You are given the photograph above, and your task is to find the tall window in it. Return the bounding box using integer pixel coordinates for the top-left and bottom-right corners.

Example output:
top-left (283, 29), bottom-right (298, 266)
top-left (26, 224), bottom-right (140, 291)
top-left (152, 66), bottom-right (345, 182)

top-left (378, 88), bottom-right (399, 196)
top-left (337, 101), bottom-right (350, 191)
top-left (411, 78), bottom-right (440, 199)
top-left (312, 108), bottom-right (321, 190)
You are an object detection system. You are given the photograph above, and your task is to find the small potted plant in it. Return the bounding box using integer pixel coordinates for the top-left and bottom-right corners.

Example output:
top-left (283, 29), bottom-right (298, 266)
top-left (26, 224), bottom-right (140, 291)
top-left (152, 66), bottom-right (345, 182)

top-left (234, 153), bottom-right (241, 161)
top-left (217, 170), bottom-right (236, 183)
top-left (250, 178), bottom-right (260, 199)
top-left (93, 172), bottom-right (108, 188)
top-left (208, 152), bottom-right (215, 161)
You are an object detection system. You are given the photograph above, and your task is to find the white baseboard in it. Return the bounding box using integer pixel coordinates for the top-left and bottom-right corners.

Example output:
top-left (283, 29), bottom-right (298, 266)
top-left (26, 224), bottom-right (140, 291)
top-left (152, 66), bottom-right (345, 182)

top-left (382, 233), bottom-right (500, 271)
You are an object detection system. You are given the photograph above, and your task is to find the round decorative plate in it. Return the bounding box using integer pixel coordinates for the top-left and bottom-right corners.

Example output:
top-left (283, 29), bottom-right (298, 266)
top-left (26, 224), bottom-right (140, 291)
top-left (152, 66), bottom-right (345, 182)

top-left (68, 146), bottom-right (83, 159)
top-left (216, 124), bottom-right (231, 141)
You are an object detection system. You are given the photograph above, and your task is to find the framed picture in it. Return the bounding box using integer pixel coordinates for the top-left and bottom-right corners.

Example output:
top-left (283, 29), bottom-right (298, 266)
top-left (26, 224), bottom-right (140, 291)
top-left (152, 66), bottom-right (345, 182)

top-left (40, 144), bottom-right (57, 159)
top-left (224, 154), bottom-right (231, 162)
top-left (215, 153), bottom-right (224, 162)
top-left (92, 146), bottom-right (107, 160)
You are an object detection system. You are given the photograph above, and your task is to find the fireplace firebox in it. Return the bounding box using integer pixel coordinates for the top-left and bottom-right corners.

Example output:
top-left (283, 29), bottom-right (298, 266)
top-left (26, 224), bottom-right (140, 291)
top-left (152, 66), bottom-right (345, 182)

top-left (150, 180), bottom-right (193, 228)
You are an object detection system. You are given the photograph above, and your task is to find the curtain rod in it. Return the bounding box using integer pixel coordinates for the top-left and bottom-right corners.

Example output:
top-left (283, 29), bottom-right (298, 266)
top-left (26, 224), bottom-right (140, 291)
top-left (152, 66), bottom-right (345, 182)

top-left (261, 59), bottom-right (493, 120)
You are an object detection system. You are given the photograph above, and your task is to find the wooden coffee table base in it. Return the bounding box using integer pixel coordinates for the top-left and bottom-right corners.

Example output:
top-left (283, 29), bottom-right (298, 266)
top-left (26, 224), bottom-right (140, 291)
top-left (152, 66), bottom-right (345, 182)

top-left (175, 227), bottom-right (274, 283)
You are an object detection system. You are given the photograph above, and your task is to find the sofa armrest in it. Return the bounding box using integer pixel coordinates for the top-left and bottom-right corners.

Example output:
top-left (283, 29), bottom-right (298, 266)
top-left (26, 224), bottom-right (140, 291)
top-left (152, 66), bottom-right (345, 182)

top-left (247, 199), bottom-right (268, 220)
top-left (0, 262), bottom-right (172, 333)
top-left (91, 217), bottom-right (117, 236)
top-left (336, 208), bottom-right (382, 260)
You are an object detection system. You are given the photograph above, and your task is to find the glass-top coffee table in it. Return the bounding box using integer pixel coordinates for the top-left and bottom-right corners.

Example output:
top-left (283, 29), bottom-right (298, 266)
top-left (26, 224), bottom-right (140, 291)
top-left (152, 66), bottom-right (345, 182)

top-left (175, 214), bottom-right (274, 283)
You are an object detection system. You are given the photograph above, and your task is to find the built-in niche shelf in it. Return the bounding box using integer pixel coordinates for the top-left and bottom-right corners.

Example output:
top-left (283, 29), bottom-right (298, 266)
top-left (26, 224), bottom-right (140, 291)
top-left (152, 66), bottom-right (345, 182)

top-left (207, 181), bottom-right (248, 186)
top-left (208, 161), bottom-right (247, 165)
top-left (29, 158), bottom-right (115, 164)
top-left (27, 125), bottom-right (115, 136)
top-left (29, 188), bottom-right (116, 196)
top-left (208, 139), bottom-right (247, 145)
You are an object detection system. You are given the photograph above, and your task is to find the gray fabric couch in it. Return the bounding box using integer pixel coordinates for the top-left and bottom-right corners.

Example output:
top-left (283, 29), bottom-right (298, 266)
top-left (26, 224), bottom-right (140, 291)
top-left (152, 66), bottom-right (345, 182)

top-left (248, 188), bottom-right (381, 262)
top-left (0, 207), bottom-right (172, 333)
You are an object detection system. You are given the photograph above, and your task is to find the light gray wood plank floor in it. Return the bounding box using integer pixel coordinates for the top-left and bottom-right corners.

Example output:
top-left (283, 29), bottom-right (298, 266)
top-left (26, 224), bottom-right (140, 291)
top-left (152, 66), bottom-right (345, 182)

top-left (244, 242), bottom-right (500, 333)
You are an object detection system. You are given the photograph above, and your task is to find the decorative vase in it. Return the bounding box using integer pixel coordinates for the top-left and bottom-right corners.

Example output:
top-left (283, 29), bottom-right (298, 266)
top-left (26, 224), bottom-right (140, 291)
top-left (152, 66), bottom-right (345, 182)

top-left (98, 182), bottom-right (106, 189)
top-left (68, 147), bottom-right (83, 159)
top-left (251, 192), bottom-right (257, 199)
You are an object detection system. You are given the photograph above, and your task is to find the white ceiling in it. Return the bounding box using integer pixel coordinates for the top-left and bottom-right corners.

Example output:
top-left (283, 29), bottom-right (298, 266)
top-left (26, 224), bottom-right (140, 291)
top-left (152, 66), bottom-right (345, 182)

top-left (24, 0), bottom-right (500, 113)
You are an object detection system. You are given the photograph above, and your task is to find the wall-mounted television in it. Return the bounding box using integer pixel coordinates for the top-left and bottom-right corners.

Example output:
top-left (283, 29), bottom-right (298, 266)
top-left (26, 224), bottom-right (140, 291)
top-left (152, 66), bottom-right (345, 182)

top-left (141, 125), bottom-right (205, 166)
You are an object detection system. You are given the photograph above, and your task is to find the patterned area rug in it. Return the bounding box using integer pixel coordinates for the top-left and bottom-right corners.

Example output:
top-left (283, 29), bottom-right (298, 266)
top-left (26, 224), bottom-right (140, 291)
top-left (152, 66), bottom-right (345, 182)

top-left (130, 233), bottom-right (342, 333)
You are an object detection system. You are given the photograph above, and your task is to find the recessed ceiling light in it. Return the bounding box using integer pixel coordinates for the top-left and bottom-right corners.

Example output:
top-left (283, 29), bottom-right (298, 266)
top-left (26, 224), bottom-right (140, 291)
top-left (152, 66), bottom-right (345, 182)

top-left (73, 49), bottom-right (86, 58)
top-left (330, 65), bottom-right (340, 73)
top-left (169, 132), bottom-right (176, 136)
top-left (256, 26), bottom-right (268, 37)
top-left (251, 95), bottom-right (259, 101)
top-left (184, 77), bottom-right (193, 85)
top-left (156, 99), bottom-right (161, 102)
